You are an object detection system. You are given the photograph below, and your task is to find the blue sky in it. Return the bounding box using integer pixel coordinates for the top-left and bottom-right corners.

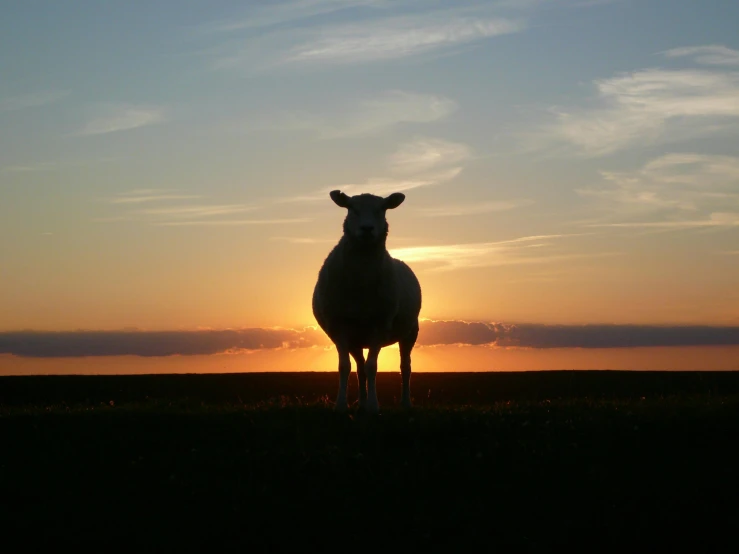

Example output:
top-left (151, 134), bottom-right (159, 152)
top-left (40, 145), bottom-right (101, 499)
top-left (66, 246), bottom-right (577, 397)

top-left (2, 0), bottom-right (739, 333)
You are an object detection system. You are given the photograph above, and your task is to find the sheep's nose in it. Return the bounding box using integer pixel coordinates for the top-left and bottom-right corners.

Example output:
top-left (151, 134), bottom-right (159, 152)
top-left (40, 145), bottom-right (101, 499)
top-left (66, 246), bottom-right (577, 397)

top-left (360, 225), bottom-right (374, 234)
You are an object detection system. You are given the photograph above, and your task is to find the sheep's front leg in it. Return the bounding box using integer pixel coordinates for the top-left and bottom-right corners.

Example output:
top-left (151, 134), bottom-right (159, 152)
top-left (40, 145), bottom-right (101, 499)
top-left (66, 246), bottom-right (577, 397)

top-left (350, 348), bottom-right (367, 410)
top-left (364, 345), bottom-right (381, 414)
top-left (335, 345), bottom-right (351, 412)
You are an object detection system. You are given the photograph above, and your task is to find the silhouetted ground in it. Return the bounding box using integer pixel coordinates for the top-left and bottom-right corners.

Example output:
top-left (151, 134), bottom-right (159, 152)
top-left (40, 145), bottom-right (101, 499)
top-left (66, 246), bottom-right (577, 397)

top-left (1, 371), bottom-right (738, 551)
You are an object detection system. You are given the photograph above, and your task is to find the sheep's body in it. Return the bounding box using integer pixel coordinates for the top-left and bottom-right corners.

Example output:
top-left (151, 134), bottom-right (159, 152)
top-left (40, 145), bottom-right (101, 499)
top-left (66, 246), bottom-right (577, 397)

top-left (312, 190), bottom-right (421, 413)
top-left (313, 237), bottom-right (421, 348)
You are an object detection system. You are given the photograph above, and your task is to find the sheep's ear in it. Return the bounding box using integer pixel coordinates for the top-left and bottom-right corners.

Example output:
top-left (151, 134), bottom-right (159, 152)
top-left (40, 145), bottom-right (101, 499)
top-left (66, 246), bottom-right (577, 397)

top-left (330, 190), bottom-right (351, 208)
top-left (384, 192), bottom-right (405, 210)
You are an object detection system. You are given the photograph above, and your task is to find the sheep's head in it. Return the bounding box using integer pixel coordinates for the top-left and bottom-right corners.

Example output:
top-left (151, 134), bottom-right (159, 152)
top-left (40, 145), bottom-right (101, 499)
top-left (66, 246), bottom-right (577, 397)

top-left (330, 190), bottom-right (405, 247)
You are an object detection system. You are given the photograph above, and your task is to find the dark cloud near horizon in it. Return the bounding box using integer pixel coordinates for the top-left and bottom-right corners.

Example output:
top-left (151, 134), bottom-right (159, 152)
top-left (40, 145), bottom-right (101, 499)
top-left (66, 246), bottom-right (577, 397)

top-left (416, 320), bottom-right (739, 349)
top-left (0, 328), bottom-right (331, 358)
top-left (2, 322), bottom-right (739, 358)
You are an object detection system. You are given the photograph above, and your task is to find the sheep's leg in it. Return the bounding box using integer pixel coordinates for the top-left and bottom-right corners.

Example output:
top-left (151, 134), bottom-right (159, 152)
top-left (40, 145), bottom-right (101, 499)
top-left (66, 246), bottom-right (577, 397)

top-left (335, 345), bottom-right (351, 412)
top-left (350, 348), bottom-right (367, 410)
top-left (365, 346), bottom-right (381, 414)
top-left (399, 324), bottom-right (418, 409)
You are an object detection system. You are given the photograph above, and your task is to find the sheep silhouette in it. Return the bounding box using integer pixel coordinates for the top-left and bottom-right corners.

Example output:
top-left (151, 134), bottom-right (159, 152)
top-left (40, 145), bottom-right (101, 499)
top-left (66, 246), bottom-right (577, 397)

top-left (312, 190), bottom-right (422, 413)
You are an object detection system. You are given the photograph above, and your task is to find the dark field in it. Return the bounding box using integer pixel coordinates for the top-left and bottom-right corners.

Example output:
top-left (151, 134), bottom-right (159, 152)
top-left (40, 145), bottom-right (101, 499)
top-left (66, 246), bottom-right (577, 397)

top-left (2, 370), bottom-right (739, 551)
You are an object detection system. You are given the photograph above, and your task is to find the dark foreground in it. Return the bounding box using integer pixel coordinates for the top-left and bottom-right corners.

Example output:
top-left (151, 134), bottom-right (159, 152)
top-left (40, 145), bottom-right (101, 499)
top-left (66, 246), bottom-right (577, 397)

top-left (2, 371), bottom-right (738, 551)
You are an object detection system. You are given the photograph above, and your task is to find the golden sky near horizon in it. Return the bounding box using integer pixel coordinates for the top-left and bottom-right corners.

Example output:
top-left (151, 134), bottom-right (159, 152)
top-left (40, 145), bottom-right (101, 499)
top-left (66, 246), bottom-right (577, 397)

top-left (2, 221), bottom-right (738, 332)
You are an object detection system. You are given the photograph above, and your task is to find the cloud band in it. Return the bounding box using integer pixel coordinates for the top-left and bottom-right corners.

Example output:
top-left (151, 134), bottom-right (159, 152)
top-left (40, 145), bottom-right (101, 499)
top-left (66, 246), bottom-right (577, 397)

top-left (3, 321), bottom-right (739, 358)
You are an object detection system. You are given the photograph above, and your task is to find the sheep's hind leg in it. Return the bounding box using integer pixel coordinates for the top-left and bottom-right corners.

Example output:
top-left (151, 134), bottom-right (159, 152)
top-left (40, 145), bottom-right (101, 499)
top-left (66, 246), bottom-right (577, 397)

top-left (335, 345), bottom-right (351, 412)
top-left (350, 348), bottom-right (367, 410)
top-left (364, 346), bottom-right (381, 414)
top-left (399, 324), bottom-right (418, 409)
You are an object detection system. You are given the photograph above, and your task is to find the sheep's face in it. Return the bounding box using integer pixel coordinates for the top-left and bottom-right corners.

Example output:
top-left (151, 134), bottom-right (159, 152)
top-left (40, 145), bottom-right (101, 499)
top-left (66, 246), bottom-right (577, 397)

top-left (330, 190), bottom-right (405, 246)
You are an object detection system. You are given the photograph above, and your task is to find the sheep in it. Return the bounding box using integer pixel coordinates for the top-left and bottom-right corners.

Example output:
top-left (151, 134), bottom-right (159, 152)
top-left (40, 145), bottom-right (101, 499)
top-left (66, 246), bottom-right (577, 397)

top-left (312, 189), bottom-right (422, 414)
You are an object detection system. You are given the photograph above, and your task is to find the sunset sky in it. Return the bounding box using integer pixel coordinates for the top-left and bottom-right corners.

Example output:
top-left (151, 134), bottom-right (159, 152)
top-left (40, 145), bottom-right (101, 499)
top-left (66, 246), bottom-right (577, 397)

top-left (2, 0), bottom-right (739, 374)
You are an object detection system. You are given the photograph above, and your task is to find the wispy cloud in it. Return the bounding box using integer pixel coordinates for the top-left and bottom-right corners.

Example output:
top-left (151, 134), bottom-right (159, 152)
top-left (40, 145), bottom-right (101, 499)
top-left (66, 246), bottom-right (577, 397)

top-left (585, 213), bottom-right (739, 229)
top-left (2, 157), bottom-right (119, 174)
top-left (522, 48), bottom-right (739, 156)
top-left (204, 0), bottom-right (610, 37)
top-left (565, 0), bottom-right (622, 7)
top-left (155, 218), bottom-right (312, 227)
top-left (75, 105), bottom-right (165, 136)
top-left (92, 216), bottom-right (133, 223)
top-left (206, 3), bottom-right (524, 71)
top-left (134, 205), bottom-right (259, 218)
top-left (344, 168), bottom-right (463, 195)
top-left (203, 0), bottom-right (391, 33)
top-left (383, 136), bottom-right (532, 217)
top-left (2, 162), bottom-right (62, 173)
top-left (279, 136), bottom-right (466, 202)
top-left (254, 90), bottom-right (457, 139)
top-left (97, 190), bottom-right (271, 227)
top-left (577, 153), bottom-right (739, 229)
top-left (662, 45), bottom-right (739, 66)
top-left (285, 13), bottom-right (523, 65)
top-left (272, 234), bottom-right (421, 245)
top-left (482, 0), bottom-right (621, 10)
top-left (278, 173), bottom-right (457, 203)
top-left (0, 90), bottom-right (70, 112)
top-left (106, 190), bottom-right (203, 204)
top-left (416, 199), bottom-right (533, 217)
top-left (389, 137), bottom-right (471, 174)
top-left (389, 234), bottom-right (588, 272)
top-left (638, 153), bottom-right (739, 184)
top-left (492, 0), bottom-right (544, 8)
top-left (270, 236), bottom-right (336, 244)
top-left (330, 91), bottom-right (457, 138)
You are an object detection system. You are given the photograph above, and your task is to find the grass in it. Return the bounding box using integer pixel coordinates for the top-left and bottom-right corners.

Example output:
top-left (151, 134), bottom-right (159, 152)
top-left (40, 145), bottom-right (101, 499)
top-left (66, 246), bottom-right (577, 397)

top-left (1, 371), bottom-right (738, 551)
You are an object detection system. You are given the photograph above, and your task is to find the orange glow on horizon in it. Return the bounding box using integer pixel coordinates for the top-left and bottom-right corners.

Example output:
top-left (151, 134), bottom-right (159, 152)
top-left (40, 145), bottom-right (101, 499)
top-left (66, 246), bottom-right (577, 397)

top-left (3, 345), bottom-right (738, 376)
